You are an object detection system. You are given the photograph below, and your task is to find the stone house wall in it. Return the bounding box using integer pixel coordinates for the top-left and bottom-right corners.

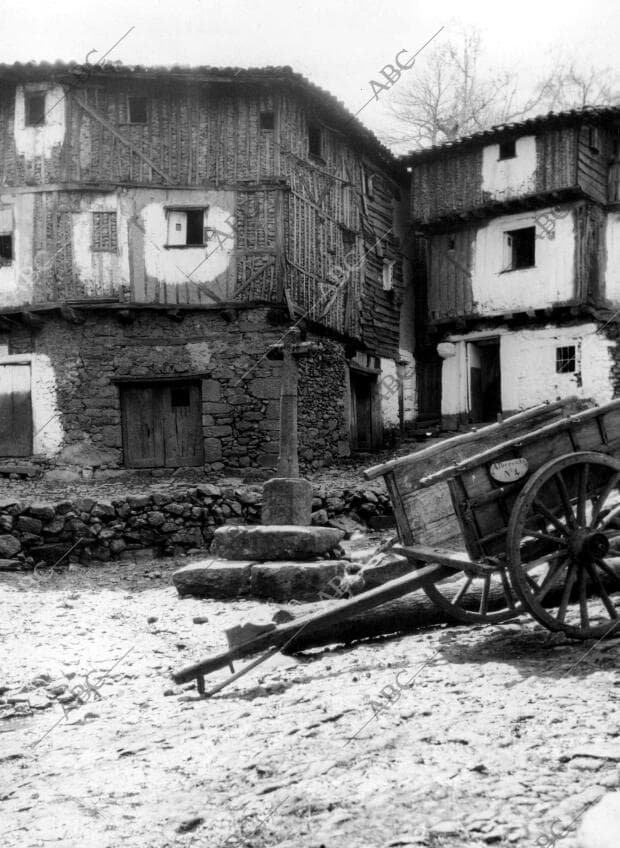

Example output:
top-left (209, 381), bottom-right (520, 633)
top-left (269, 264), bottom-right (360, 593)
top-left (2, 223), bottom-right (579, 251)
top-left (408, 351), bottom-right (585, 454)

top-left (1, 306), bottom-right (351, 473)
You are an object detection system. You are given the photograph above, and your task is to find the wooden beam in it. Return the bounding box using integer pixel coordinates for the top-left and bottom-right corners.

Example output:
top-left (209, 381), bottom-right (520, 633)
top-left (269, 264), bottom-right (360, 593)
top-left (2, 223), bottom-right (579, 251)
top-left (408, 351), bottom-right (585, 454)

top-left (59, 304), bottom-right (85, 324)
top-left (20, 311), bottom-right (44, 328)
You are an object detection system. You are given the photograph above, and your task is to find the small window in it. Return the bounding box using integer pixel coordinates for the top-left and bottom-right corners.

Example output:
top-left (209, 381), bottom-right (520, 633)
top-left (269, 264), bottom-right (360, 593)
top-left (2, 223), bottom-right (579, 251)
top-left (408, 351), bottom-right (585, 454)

top-left (128, 96), bottom-right (148, 124)
top-left (448, 236), bottom-right (456, 251)
top-left (504, 226), bottom-right (536, 271)
top-left (308, 122), bottom-right (322, 158)
top-left (588, 126), bottom-right (600, 154)
top-left (556, 345), bottom-right (576, 374)
top-left (499, 139), bottom-right (516, 160)
top-left (166, 208), bottom-right (207, 246)
top-left (25, 92), bottom-right (46, 127)
top-left (0, 235), bottom-right (12, 264)
top-left (382, 259), bottom-right (395, 291)
top-left (260, 111), bottom-right (275, 130)
top-left (171, 387), bottom-right (190, 407)
top-left (92, 212), bottom-right (118, 252)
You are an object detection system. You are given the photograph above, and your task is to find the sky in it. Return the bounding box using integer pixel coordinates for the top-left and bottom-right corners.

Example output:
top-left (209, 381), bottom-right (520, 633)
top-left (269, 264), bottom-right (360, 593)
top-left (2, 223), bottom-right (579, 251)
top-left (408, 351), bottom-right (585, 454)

top-left (1, 0), bottom-right (619, 143)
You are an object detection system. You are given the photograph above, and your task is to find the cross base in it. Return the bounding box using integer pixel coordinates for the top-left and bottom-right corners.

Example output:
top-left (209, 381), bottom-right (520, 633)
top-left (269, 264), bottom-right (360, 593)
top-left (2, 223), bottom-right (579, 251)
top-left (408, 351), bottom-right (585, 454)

top-left (261, 477), bottom-right (313, 525)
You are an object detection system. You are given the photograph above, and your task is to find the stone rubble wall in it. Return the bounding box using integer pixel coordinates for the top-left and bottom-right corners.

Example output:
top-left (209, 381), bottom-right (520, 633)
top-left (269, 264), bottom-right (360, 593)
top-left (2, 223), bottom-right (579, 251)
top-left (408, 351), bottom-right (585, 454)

top-left (0, 483), bottom-right (393, 568)
top-left (3, 306), bottom-right (351, 474)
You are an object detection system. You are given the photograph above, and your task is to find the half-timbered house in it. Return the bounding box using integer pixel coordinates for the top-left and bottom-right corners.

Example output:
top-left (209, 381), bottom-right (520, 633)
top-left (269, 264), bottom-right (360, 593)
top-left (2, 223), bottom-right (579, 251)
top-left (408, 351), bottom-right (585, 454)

top-left (0, 63), bottom-right (412, 474)
top-left (405, 106), bottom-right (620, 429)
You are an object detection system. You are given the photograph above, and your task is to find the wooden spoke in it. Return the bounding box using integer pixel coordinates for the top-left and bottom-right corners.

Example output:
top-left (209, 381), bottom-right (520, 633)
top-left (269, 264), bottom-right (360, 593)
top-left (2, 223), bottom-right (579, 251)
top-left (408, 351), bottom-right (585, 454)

top-left (594, 557), bottom-right (620, 584)
top-left (522, 548), bottom-right (568, 572)
top-left (524, 572), bottom-right (540, 593)
top-left (578, 566), bottom-right (590, 629)
top-left (479, 575), bottom-right (491, 615)
top-left (557, 562), bottom-right (577, 624)
top-left (599, 504), bottom-right (620, 530)
top-left (591, 471), bottom-right (620, 527)
top-left (584, 561), bottom-right (619, 619)
top-left (534, 558), bottom-right (568, 602)
top-left (499, 567), bottom-right (517, 609)
top-left (452, 574), bottom-right (473, 606)
top-left (555, 471), bottom-right (577, 528)
top-left (533, 499), bottom-right (569, 536)
top-left (577, 462), bottom-right (589, 526)
top-left (523, 529), bottom-right (566, 546)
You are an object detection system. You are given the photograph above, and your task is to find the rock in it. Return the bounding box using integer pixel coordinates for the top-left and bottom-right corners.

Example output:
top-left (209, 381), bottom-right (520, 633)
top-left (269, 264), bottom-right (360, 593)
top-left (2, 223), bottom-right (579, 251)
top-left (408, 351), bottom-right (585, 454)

top-left (17, 516), bottom-right (43, 534)
top-left (146, 511), bottom-right (166, 527)
top-left (0, 558), bottom-right (23, 570)
top-left (28, 503), bottom-right (56, 521)
top-left (0, 535), bottom-right (21, 557)
top-left (210, 525), bottom-right (345, 561)
top-left (250, 560), bottom-right (352, 602)
top-left (311, 509), bottom-right (328, 525)
top-left (576, 792), bottom-right (620, 848)
top-left (261, 478), bottom-right (312, 525)
top-left (0, 515), bottom-right (13, 531)
top-left (566, 745), bottom-right (620, 762)
top-left (43, 516), bottom-right (66, 535)
top-left (172, 559), bottom-right (255, 598)
top-left (91, 502), bottom-right (115, 519)
top-left (326, 514), bottom-right (365, 538)
top-left (192, 616), bottom-right (209, 624)
top-left (361, 552), bottom-right (411, 588)
top-left (196, 484), bottom-right (221, 498)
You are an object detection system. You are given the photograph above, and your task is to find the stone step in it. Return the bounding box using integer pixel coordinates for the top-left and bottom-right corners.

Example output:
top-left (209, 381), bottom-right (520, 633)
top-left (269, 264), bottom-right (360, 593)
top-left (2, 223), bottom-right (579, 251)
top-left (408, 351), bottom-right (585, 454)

top-left (210, 525), bottom-right (344, 561)
top-left (173, 559), bottom-right (256, 599)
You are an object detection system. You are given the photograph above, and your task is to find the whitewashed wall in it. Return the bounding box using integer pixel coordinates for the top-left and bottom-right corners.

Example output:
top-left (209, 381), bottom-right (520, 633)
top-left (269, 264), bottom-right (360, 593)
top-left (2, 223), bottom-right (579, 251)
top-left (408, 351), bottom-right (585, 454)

top-left (472, 207), bottom-right (575, 315)
top-left (481, 135), bottom-right (537, 200)
top-left (441, 323), bottom-right (614, 421)
top-left (603, 211), bottom-right (620, 304)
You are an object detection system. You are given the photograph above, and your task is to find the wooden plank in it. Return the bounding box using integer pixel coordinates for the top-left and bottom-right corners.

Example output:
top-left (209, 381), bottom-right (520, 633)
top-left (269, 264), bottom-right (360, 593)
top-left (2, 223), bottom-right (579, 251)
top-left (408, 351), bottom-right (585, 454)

top-left (364, 397), bottom-right (590, 482)
top-left (163, 383), bottom-right (204, 467)
top-left (418, 400), bottom-right (620, 489)
top-left (120, 385), bottom-right (164, 467)
top-left (0, 363), bottom-right (32, 456)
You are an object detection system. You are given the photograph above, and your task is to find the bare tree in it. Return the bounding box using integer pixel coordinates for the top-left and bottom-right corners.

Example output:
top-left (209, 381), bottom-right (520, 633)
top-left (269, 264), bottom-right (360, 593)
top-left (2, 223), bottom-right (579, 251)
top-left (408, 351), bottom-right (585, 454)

top-left (384, 27), bottom-right (620, 151)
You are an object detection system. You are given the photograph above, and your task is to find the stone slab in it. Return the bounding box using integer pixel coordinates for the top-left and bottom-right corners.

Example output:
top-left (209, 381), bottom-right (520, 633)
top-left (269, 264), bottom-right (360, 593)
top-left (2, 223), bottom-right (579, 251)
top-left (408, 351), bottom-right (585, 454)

top-left (261, 477), bottom-right (312, 525)
top-left (250, 560), bottom-right (351, 602)
top-left (172, 558), bottom-right (256, 598)
top-left (210, 525), bottom-right (345, 561)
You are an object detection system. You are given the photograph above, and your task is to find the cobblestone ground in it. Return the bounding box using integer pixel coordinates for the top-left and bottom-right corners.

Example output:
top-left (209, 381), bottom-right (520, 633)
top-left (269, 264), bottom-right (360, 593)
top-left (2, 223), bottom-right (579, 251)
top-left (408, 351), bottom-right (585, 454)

top-left (1, 558), bottom-right (618, 848)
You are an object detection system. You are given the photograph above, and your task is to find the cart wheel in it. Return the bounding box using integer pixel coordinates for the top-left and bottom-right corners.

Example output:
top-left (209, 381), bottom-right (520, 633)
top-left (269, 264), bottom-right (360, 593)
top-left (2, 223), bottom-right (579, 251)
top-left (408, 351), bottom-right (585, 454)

top-left (421, 561), bottom-right (523, 625)
top-left (506, 451), bottom-right (620, 639)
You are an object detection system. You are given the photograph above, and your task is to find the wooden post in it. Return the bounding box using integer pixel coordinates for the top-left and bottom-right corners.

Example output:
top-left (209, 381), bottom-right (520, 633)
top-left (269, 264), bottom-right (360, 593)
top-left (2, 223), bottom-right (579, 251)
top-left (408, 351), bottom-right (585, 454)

top-left (278, 328), bottom-right (300, 477)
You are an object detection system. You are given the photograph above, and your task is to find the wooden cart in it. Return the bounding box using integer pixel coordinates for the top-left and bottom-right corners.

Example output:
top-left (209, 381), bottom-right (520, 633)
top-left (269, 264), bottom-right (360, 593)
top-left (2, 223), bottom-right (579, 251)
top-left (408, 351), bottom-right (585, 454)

top-left (173, 397), bottom-right (620, 696)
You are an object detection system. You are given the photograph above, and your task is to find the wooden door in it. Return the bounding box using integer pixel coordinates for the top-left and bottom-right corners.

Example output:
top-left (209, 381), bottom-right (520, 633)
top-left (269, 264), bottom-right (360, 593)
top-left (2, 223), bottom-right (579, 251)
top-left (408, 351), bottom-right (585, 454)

top-left (0, 363), bottom-right (32, 456)
top-left (351, 373), bottom-right (373, 450)
top-left (162, 383), bottom-right (204, 466)
top-left (121, 385), bottom-right (165, 467)
top-left (121, 382), bottom-right (204, 468)
top-left (417, 358), bottom-right (442, 424)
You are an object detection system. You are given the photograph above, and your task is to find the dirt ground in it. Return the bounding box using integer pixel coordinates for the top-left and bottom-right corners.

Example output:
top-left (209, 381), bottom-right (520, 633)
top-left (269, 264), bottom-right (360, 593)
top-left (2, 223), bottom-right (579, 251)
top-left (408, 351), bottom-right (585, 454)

top-left (1, 546), bottom-right (619, 848)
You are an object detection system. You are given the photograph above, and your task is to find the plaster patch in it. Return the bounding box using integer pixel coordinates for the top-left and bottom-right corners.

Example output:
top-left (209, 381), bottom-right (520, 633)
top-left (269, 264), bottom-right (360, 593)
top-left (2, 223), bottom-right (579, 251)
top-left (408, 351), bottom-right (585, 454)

top-left (14, 84), bottom-right (66, 158)
top-left (32, 354), bottom-right (64, 456)
top-left (186, 342), bottom-right (213, 369)
top-left (481, 135), bottom-right (536, 200)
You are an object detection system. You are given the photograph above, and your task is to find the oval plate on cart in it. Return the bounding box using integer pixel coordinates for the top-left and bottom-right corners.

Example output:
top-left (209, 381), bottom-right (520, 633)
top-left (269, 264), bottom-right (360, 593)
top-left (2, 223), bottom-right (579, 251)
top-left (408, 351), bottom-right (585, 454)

top-left (490, 457), bottom-right (529, 483)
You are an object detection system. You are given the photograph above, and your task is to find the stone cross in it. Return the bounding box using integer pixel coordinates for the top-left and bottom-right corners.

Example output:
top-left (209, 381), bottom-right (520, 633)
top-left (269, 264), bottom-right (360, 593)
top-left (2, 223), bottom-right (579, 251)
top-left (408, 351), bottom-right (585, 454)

top-left (262, 326), bottom-right (319, 525)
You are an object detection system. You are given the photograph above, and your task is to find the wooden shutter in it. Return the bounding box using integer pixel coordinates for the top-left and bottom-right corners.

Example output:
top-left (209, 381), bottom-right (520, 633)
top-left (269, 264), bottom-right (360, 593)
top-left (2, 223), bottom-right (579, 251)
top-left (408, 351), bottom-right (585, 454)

top-left (162, 383), bottom-right (204, 467)
top-left (0, 363), bottom-right (32, 456)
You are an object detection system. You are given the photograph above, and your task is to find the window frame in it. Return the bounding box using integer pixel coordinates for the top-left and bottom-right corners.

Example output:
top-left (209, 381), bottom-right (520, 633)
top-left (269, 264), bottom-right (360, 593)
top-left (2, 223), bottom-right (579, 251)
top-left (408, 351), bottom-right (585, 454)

top-left (502, 225), bottom-right (536, 272)
top-left (164, 206), bottom-right (209, 248)
top-left (498, 139), bottom-right (517, 160)
top-left (25, 91), bottom-right (46, 127)
top-left (127, 95), bottom-right (148, 125)
top-left (308, 122), bottom-right (323, 160)
top-left (555, 345), bottom-right (577, 374)
top-left (259, 111), bottom-right (275, 131)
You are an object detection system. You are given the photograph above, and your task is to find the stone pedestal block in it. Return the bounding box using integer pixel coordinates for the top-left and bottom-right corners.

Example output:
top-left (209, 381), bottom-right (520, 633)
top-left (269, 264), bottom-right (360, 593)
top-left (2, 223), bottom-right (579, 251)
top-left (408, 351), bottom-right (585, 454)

top-left (210, 525), bottom-right (344, 561)
top-left (250, 560), bottom-right (350, 601)
top-left (261, 477), bottom-right (312, 525)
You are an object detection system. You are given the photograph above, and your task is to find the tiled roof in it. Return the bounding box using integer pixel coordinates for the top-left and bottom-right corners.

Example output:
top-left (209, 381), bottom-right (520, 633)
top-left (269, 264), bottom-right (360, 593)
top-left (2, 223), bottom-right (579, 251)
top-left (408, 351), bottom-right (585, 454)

top-left (403, 104), bottom-right (620, 162)
top-left (0, 61), bottom-right (398, 171)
